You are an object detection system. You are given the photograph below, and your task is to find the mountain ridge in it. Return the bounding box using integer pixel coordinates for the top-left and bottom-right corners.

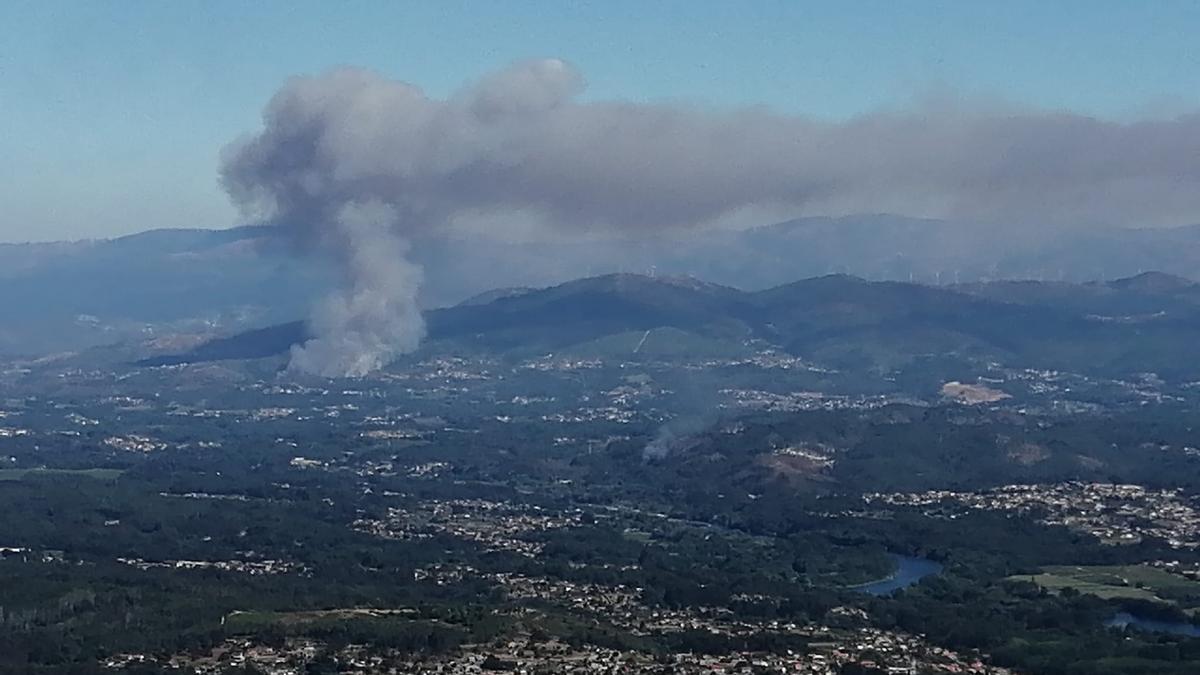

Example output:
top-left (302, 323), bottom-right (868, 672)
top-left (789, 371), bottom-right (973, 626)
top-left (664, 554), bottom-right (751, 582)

top-left (137, 271), bottom-right (1200, 380)
top-left (6, 215), bottom-right (1200, 356)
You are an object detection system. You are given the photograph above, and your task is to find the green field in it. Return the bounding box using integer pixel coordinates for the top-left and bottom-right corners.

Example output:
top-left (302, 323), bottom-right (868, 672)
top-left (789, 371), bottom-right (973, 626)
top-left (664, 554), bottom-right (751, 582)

top-left (564, 327), bottom-right (753, 359)
top-left (225, 608), bottom-right (419, 629)
top-left (1013, 565), bottom-right (1200, 608)
top-left (0, 468), bottom-right (124, 481)
top-left (221, 608), bottom-right (467, 646)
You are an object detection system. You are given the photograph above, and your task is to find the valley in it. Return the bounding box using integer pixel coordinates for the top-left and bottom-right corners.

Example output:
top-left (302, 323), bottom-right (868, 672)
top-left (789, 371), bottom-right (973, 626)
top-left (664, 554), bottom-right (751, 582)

top-left (5, 273), bottom-right (1200, 673)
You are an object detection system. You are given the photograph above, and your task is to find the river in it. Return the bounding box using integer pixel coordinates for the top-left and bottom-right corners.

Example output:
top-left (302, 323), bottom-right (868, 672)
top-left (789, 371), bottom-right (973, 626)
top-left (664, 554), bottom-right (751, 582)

top-left (854, 554), bottom-right (944, 596)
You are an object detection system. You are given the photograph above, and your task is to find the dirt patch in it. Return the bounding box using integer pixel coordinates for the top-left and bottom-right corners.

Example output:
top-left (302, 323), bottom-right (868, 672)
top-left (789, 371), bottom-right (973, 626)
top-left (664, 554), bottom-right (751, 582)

top-left (757, 453), bottom-right (835, 484)
top-left (1007, 443), bottom-right (1050, 466)
top-left (941, 381), bottom-right (1010, 404)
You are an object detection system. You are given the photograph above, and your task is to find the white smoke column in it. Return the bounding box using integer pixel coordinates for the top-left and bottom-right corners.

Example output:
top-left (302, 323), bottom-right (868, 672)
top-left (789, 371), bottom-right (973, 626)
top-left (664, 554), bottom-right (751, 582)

top-left (287, 202), bottom-right (425, 377)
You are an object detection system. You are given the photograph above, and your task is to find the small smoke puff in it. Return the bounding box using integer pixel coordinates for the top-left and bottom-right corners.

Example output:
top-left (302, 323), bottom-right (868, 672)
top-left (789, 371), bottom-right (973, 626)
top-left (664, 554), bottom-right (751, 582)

top-left (467, 59), bottom-right (583, 119)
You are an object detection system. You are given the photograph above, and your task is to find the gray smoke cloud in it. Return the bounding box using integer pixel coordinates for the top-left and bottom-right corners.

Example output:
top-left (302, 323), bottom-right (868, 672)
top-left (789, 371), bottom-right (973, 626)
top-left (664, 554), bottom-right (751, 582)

top-left (221, 58), bottom-right (1200, 375)
top-left (286, 201), bottom-right (424, 377)
top-left (642, 420), bottom-right (707, 462)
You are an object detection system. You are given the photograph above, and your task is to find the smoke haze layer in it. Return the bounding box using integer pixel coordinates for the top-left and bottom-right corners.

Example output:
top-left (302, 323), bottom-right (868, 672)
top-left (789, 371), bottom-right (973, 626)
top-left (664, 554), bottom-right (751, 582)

top-left (221, 59), bottom-right (1200, 375)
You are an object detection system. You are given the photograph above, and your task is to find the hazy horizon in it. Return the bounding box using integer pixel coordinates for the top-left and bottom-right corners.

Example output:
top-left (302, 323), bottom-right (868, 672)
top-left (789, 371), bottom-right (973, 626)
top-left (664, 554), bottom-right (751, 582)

top-left (5, 1), bottom-right (1200, 242)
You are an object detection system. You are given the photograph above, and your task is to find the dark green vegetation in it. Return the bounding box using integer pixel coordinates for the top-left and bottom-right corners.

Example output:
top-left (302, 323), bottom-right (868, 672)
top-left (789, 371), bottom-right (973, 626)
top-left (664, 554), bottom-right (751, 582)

top-left (0, 468), bottom-right (124, 481)
top-left (11, 268), bottom-right (1200, 673)
top-left (5, 345), bottom-right (1200, 674)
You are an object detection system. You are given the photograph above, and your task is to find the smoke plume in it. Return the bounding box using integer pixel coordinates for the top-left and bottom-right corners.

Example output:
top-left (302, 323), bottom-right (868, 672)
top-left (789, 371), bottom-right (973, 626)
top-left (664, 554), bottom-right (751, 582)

top-left (286, 201), bottom-right (424, 377)
top-left (222, 59), bottom-right (1200, 375)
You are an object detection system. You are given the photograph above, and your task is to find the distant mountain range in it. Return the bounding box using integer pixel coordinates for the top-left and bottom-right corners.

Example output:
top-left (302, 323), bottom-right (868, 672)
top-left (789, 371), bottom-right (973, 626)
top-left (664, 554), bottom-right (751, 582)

top-left (142, 270), bottom-right (1200, 381)
top-left (0, 227), bottom-right (332, 355)
top-left (4, 214), bottom-right (1200, 357)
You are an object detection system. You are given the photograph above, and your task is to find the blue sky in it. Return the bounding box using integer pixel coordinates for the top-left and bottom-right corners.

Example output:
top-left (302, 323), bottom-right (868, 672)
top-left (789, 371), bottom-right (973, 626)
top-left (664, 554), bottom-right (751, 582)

top-left (3, 1), bottom-right (1199, 242)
